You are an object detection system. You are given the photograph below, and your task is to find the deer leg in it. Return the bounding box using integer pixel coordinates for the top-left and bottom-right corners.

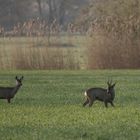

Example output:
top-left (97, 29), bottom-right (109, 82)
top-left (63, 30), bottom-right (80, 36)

top-left (110, 101), bottom-right (115, 107)
top-left (89, 98), bottom-right (94, 107)
top-left (83, 98), bottom-right (89, 107)
top-left (104, 101), bottom-right (108, 108)
top-left (7, 98), bottom-right (11, 103)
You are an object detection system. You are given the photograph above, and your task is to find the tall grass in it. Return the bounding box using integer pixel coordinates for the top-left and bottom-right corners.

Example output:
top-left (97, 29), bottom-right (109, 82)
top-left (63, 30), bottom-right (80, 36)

top-left (0, 15), bottom-right (140, 69)
top-left (0, 36), bottom-right (82, 70)
top-left (87, 16), bottom-right (140, 69)
top-left (0, 17), bottom-right (86, 70)
top-left (0, 46), bottom-right (80, 70)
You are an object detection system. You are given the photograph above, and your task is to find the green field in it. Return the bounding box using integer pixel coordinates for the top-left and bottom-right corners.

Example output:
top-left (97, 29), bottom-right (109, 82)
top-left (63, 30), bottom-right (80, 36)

top-left (0, 70), bottom-right (140, 140)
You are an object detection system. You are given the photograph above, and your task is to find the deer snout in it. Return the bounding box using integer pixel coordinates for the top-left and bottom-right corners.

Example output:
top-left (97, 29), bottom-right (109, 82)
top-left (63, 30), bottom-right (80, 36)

top-left (18, 82), bottom-right (22, 86)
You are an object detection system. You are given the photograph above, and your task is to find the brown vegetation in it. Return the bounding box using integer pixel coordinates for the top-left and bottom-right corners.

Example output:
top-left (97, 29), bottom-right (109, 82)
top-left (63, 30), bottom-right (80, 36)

top-left (0, 0), bottom-right (140, 69)
top-left (85, 0), bottom-right (140, 69)
top-left (87, 16), bottom-right (140, 69)
top-left (0, 45), bottom-right (80, 70)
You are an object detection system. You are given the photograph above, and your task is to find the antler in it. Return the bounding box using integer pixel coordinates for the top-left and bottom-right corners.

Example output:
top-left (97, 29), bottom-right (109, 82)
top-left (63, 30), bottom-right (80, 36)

top-left (107, 78), bottom-right (112, 86)
top-left (20, 76), bottom-right (24, 80)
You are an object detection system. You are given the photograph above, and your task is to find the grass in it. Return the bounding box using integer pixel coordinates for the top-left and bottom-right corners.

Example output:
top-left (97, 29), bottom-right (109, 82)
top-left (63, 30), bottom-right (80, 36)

top-left (0, 70), bottom-right (139, 140)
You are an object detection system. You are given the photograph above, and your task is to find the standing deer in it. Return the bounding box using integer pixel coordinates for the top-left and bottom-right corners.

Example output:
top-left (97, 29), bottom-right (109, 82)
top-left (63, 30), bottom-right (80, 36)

top-left (83, 80), bottom-right (116, 108)
top-left (0, 76), bottom-right (24, 103)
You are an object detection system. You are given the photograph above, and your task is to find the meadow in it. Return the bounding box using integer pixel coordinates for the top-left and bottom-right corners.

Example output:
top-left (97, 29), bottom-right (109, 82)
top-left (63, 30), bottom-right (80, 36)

top-left (0, 70), bottom-right (139, 140)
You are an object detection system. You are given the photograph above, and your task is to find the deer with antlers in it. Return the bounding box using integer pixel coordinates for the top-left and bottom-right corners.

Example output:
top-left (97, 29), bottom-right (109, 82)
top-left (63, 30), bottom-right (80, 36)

top-left (0, 76), bottom-right (24, 103)
top-left (83, 80), bottom-right (116, 108)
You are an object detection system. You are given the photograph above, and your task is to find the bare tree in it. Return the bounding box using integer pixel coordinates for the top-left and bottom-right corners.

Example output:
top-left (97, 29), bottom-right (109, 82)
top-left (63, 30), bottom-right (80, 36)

top-left (36, 0), bottom-right (43, 18)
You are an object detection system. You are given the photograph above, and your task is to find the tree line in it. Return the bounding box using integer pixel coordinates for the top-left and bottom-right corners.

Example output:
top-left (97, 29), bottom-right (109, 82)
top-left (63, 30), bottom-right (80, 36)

top-left (0, 0), bottom-right (89, 29)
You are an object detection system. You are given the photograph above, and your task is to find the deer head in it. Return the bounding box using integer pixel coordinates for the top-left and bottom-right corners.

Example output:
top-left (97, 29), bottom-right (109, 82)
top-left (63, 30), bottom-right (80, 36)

top-left (107, 79), bottom-right (116, 95)
top-left (15, 76), bottom-right (24, 86)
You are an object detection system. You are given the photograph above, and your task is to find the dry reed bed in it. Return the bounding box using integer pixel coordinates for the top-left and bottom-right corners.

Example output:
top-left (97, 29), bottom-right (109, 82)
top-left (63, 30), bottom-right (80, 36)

top-left (0, 15), bottom-right (140, 69)
top-left (0, 37), bottom-right (80, 69)
top-left (87, 15), bottom-right (140, 69)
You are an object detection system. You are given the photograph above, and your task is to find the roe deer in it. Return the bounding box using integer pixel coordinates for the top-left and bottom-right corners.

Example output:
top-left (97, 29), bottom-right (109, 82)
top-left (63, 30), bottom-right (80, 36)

top-left (0, 76), bottom-right (24, 103)
top-left (83, 80), bottom-right (116, 108)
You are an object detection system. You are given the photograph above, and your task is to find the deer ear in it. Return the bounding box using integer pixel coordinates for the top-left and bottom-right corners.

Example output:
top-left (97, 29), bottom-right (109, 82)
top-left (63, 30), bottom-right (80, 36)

top-left (15, 76), bottom-right (18, 80)
top-left (112, 83), bottom-right (116, 87)
top-left (20, 76), bottom-right (24, 80)
top-left (107, 81), bottom-right (110, 86)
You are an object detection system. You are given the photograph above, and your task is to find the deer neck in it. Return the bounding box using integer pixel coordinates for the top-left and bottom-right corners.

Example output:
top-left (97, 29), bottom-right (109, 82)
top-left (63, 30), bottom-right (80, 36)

top-left (110, 89), bottom-right (115, 100)
top-left (107, 88), bottom-right (115, 100)
top-left (12, 85), bottom-right (21, 96)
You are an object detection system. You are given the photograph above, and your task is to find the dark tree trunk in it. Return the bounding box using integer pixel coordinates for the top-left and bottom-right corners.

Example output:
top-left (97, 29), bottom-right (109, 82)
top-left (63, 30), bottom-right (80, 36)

top-left (36, 0), bottom-right (43, 18)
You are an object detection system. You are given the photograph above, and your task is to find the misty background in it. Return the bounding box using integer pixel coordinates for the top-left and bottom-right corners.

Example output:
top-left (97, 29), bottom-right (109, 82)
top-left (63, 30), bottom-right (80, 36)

top-left (0, 0), bottom-right (140, 69)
